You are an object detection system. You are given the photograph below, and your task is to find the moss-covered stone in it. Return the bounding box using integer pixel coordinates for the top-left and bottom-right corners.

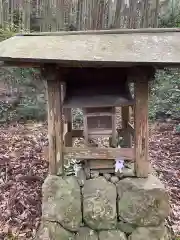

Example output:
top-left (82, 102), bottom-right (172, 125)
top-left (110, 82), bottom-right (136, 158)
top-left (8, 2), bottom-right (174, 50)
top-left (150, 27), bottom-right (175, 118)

top-left (128, 224), bottom-right (171, 240)
top-left (42, 175), bottom-right (82, 231)
top-left (99, 230), bottom-right (127, 240)
top-left (75, 227), bottom-right (98, 240)
top-left (83, 177), bottom-right (117, 230)
top-left (117, 175), bottom-right (170, 226)
top-left (117, 221), bottom-right (136, 234)
top-left (36, 221), bottom-right (74, 240)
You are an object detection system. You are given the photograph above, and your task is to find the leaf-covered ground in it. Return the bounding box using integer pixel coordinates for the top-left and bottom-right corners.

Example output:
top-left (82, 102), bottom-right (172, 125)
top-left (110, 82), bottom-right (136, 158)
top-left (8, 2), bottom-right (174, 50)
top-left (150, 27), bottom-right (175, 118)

top-left (150, 122), bottom-right (180, 235)
top-left (0, 123), bottom-right (48, 239)
top-left (0, 122), bottom-right (179, 239)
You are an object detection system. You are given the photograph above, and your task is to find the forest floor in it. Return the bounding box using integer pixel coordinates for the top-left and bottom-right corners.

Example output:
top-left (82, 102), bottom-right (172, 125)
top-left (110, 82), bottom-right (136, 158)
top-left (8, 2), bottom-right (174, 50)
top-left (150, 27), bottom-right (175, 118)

top-left (0, 121), bottom-right (179, 239)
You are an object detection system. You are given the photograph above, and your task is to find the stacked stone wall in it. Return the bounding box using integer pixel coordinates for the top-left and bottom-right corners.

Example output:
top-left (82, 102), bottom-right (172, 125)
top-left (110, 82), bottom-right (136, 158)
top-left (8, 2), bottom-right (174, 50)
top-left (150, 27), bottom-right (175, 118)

top-left (36, 174), bottom-right (171, 240)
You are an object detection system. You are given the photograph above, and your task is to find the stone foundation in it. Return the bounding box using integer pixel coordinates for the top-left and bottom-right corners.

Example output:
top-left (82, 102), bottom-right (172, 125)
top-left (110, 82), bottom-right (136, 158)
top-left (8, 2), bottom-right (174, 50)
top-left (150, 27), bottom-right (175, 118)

top-left (36, 174), bottom-right (171, 240)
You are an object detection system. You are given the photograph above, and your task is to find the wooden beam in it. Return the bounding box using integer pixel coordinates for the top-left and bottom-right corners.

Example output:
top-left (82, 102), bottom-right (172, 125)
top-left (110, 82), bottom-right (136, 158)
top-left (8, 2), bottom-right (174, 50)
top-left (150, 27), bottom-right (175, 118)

top-left (0, 61), bottom-right (42, 68)
top-left (19, 28), bottom-right (180, 37)
top-left (127, 122), bottom-right (135, 138)
top-left (88, 159), bottom-right (114, 169)
top-left (134, 77), bottom-right (149, 177)
top-left (122, 106), bottom-right (132, 147)
top-left (64, 108), bottom-right (72, 147)
top-left (91, 169), bottom-right (115, 174)
top-left (63, 147), bottom-right (134, 160)
top-left (64, 130), bottom-right (84, 146)
top-left (71, 129), bottom-right (84, 138)
top-left (111, 107), bottom-right (116, 147)
top-left (46, 70), bottom-right (64, 175)
top-left (64, 132), bottom-right (72, 147)
top-left (72, 129), bottom-right (136, 139)
top-left (83, 108), bottom-right (89, 144)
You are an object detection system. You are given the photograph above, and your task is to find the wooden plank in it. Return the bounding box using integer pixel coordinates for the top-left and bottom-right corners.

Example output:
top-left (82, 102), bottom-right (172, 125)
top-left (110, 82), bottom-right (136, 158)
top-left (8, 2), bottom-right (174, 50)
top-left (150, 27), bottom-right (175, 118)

top-left (56, 79), bottom-right (64, 176)
top-left (47, 80), bottom-right (56, 174)
top-left (0, 61), bottom-right (42, 68)
top-left (47, 70), bottom-right (64, 175)
top-left (91, 169), bottom-right (115, 174)
top-left (134, 77), bottom-right (149, 177)
top-left (64, 96), bottom-right (134, 108)
top-left (83, 106), bottom-right (116, 144)
top-left (71, 129), bottom-right (84, 138)
top-left (88, 129), bottom-right (112, 136)
top-left (154, 0), bottom-right (160, 28)
top-left (17, 28), bottom-right (180, 36)
top-left (122, 106), bottom-right (132, 147)
top-left (70, 129), bottom-right (128, 139)
top-left (87, 116), bottom-right (112, 130)
top-left (85, 107), bottom-right (113, 116)
top-left (127, 122), bottom-right (135, 138)
top-left (64, 147), bottom-right (134, 160)
top-left (64, 132), bottom-right (72, 147)
top-left (111, 107), bottom-right (116, 147)
top-left (83, 109), bottom-right (89, 144)
top-left (1, 33), bottom-right (180, 66)
top-left (63, 108), bottom-right (72, 147)
top-left (84, 160), bottom-right (90, 179)
top-left (64, 129), bottom-right (85, 140)
top-left (85, 112), bottom-right (113, 117)
top-left (88, 159), bottom-right (114, 169)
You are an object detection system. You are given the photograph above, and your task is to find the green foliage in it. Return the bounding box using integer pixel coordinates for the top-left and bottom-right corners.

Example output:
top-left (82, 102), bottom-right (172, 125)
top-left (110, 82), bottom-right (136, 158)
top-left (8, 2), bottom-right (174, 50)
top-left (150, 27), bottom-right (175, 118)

top-left (149, 69), bottom-right (180, 120)
top-left (10, 68), bottom-right (47, 121)
top-left (0, 28), bottom-right (15, 41)
top-left (159, 0), bottom-right (180, 27)
top-left (12, 10), bottom-right (23, 27)
top-left (16, 104), bottom-right (46, 121)
top-left (175, 124), bottom-right (180, 133)
top-left (149, 0), bottom-right (180, 121)
top-left (0, 29), bottom-right (46, 122)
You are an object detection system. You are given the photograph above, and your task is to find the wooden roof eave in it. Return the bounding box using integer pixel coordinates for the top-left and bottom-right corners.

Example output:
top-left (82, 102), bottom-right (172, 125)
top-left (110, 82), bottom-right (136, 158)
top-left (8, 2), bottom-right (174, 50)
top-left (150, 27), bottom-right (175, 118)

top-left (1, 28), bottom-right (180, 65)
top-left (0, 60), bottom-right (42, 68)
top-left (0, 59), bottom-right (180, 70)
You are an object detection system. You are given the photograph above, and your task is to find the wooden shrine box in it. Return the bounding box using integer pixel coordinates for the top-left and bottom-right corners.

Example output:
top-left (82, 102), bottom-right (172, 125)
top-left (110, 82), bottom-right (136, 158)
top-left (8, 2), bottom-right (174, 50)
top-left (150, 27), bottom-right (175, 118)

top-left (83, 107), bottom-right (116, 145)
top-left (0, 28), bottom-right (180, 177)
top-left (63, 67), bottom-right (133, 150)
top-left (62, 67), bottom-right (134, 173)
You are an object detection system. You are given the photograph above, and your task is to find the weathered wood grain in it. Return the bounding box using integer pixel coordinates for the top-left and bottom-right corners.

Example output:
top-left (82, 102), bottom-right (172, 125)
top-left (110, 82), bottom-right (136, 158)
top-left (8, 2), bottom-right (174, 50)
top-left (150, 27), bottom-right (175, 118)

top-left (63, 147), bottom-right (134, 160)
top-left (0, 29), bottom-right (180, 66)
top-left (122, 106), bottom-right (132, 147)
top-left (134, 76), bottom-right (149, 177)
top-left (46, 71), bottom-right (64, 175)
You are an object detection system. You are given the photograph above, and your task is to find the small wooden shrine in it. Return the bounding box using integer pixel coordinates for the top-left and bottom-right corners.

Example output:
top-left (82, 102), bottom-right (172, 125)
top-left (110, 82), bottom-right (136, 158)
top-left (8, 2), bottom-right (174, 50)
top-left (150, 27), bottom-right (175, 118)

top-left (0, 28), bottom-right (180, 178)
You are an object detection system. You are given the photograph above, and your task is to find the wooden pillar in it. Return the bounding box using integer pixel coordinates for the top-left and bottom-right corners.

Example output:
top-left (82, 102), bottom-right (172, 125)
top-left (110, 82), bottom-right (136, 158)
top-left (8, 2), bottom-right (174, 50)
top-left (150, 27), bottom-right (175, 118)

top-left (111, 107), bottom-right (117, 147)
top-left (134, 77), bottom-right (149, 177)
top-left (64, 108), bottom-right (73, 147)
top-left (122, 106), bottom-right (132, 147)
top-left (46, 68), bottom-right (64, 175)
top-left (83, 109), bottom-right (89, 145)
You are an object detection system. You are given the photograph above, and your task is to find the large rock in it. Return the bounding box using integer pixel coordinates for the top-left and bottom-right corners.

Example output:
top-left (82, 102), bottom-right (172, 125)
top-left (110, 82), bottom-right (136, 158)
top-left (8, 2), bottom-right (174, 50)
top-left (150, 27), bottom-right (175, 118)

top-left (99, 230), bottom-right (127, 240)
top-left (117, 175), bottom-right (170, 226)
top-left (42, 175), bottom-right (82, 231)
top-left (128, 224), bottom-right (171, 240)
top-left (75, 227), bottom-right (98, 240)
top-left (83, 177), bottom-right (117, 230)
top-left (36, 221), bottom-right (74, 240)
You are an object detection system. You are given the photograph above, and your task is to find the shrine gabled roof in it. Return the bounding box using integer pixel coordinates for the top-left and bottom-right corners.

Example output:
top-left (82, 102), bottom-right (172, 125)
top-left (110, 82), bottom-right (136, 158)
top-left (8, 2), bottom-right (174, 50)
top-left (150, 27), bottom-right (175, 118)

top-left (0, 28), bottom-right (180, 67)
